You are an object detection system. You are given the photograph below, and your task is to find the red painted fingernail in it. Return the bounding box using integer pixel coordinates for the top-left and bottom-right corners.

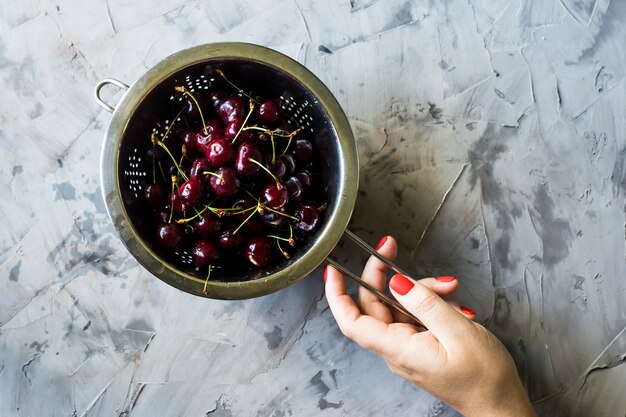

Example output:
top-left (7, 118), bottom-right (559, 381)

top-left (436, 276), bottom-right (456, 282)
top-left (460, 306), bottom-right (475, 316)
top-left (323, 265), bottom-right (328, 284)
top-left (376, 236), bottom-right (388, 250)
top-left (390, 274), bottom-right (414, 295)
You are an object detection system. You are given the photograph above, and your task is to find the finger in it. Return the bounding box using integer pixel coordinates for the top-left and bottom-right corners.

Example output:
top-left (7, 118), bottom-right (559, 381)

top-left (324, 265), bottom-right (413, 356)
top-left (390, 276), bottom-right (459, 324)
top-left (440, 301), bottom-right (476, 320)
top-left (389, 274), bottom-right (474, 348)
top-left (357, 235), bottom-right (398, 323)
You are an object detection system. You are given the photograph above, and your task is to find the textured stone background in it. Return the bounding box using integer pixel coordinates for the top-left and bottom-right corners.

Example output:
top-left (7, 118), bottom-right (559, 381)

top-left (1, 1), bottom-right (625, 416)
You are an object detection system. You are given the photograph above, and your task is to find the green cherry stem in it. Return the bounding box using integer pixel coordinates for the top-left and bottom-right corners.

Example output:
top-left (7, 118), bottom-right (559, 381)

top-left (215, 67), bottom-right (260, 104)
top-left (163, 108), bottom-right (185, 142)
top-left (232, 204), bottom-right (260, 236)
top-left (175, 206), bottom-right (209, 224)
top-left (202, 264), bottom-right (213, 295)
top-left (152, 134), bottom-right (189, 181)
top-left (232, 99), bottom-right (255, 145)
top-left (168, 177), bottom-right (176, 224)
top-left (247, 158), bottom-right (282, 189)
top-left (175, 86), bottom-right (208, 135)
top-left (262, 205), bottom-right (299, 221)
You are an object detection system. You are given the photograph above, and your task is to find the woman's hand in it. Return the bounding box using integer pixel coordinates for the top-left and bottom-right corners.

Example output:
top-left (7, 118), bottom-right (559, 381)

top-left (324, 236), bottom-right (535, 417)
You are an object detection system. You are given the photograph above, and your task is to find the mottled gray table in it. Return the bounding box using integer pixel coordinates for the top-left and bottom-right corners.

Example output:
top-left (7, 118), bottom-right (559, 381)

top-left (1, 1), bottom-right (625, 416)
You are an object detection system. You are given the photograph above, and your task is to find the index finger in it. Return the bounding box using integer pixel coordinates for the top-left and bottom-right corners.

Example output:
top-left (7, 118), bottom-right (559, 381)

top-left (324, 264), bottom-right (414, 356)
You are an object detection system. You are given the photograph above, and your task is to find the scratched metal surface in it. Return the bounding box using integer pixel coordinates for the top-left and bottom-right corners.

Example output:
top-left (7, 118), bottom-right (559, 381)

top-left (1, 1), bottom-right (625, 416)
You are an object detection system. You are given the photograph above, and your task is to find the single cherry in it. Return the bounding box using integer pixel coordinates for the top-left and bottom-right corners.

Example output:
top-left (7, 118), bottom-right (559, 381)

top-left (280, 154), bottom-right (296, 175)
top-left (236, 143), bottom-right (262, 177)
top-left (268, 156), bottom-right (287, 180)
top-left (262, 183), bottom-right (289, 209)
top-left (218, 226), bottom-right (245, 250)
top-left (257, 99), bottom-right (280, 124)
top-left (217, 96), bottom-right (245, 124)
top-left (178, 178), bottom-right (204, 207)
top-left (292, 204), bottom-right (320, 232)
top-left (189, 158), bottom-right (212, 183)
top-left (156, 223), bottom-right (183, 248)
top-left (296, 170), bottom-right (312, 188)
top-left (291, 138), bottom-right (314, 162)
top-left (179, 129), bottom-right (197, 151)
top-left (206, 137), bottom-right (236, 167)
top-left (244, 236), bottom-right (274, 267)
top-left (192, 240), bottom-right (219, 267)
top-left (144, 183), bottom-right (167, 208)
top-left (193, 212), bottom-right (222, 238)
top-left (194, 118), bottom-right (224, 153)
top-left (260, 208), bottom-right (286, 227)
top-left (167, 192), bottom-right (186, 215)
top-left (209, 167), bottom-right (241, 197)
top-left (284, 176), bottom-right (303, 203)
top-left (225, 119), bottom-right (254, 142)
top-left (231, 196), bottom-right (256, 221)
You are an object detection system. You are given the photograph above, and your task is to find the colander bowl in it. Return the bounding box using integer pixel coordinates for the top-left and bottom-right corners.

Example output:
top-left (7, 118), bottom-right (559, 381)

top-left (95, 43), bottom-right (358, 300)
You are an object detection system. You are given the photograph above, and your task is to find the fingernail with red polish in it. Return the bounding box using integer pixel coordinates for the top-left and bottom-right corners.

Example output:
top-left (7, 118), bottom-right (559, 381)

top-left (376, 236), bottom-right (388, 250)
top-left (390, 274), bottom-right (414, 295)
top-left (323, 265), bottom-right (328, 284)
top-left (460, 306), bottom-right (475, 316)
top-left (436, 276), bottom-right (456, 282)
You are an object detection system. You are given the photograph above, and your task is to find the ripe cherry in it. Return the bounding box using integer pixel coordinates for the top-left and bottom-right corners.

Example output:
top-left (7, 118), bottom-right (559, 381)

top-left (178, 178), bottom-right (204, 207)
top-left (280, 154), bottom-right (296, 175)
top-left (217, 96), bottom-right (245, 124)
top-left (193, 212), bottom-right (222, 238)
top-left (144, 183), bottom-right (167, 208)
top-left (167, 192), bottom-right (186, 214)
top-left (218, 226), bottom-right (245, 250)
top-left (296, 170), bottom-right (312, 188)
top-left (236, 143), bottom-right (262, 177)
top-left (292, 204), bottom-right (319, 232)
top-left (225, 119), bottom-right (254, 142)
top-left (257, 99), bottom-right (280, 124)
top-left (156, 223), bottom-right (183, 248)
top-left (260, 208), bottom-right (285, 227)
top-left (284, 176), bottom-right (303, 203)
top-left (192, 240), bottom-right (219, 267)
top-left (209, 167), bottom-right (241, 197)
top-left (194, 118), bottom-right (223, 153)
top-left (244, 236), bottom-right (274, 267)
top-left (268, 156), bottom-right (286, 180)
top-left (206, 137), bottom-right (236, 167)
top-left (292, 138), bottom-right (314, 162)
top-left (262, 183), bottom-right (289, 209)
top-left (189, 158), bottom-right (212, 183)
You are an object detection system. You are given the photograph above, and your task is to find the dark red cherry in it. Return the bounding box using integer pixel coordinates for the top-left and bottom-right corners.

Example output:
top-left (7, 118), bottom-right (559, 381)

top-left (206, 137), bottom-right (235, 167)
top-left (260, 208), bottom-right (286, 227)
top-left (209, 167), bottom-right (241, 197)
top-left (144, 183), bottom-right (167, 208)
top-left (284, 176), bottom-right (303, 203)
top-left (244, 220), bottom-right (264, 234)
top-left (189, 158), bottom-right (212, 183)
top-left (268, 156), bottom-right (286, 180)
top-left (217, 96), bottom-right (245, 124)
top-left (236, 143), bottom-right (262, 177)
top-left (292, 138), bottom-right (314, 162)
top-left (167, 192), bottom-right (185, 215)
top-left (178, 178), bottom-right (204, 207)
top-left (244, 236), bottom-right (274, 267)
top-left (210, 91), bottom-right (228, 109)
top-left (280, 154), bottom-right (296, 175)
top-left (192, 240), bottom-right (219, 267)
top-left (293, 204), bottom-right (320, 232)
top-left (193, 212), bottom-right (222, 238)
top-left (205, 118), bottom-right (224, 136)
top-left (218, 226), bottom-right (245, 250)
top-left (257, 99), bottom-right (280, 124)
top-left (225, 119), bottom-right (254, 143)
top-left (179, 129), bottom-right (197, 151)
top-left (262, 183), bottom-right (289, 209)
top-left (296, 170), bottom-right (312, 188)
top-left (231, 196), bottom-right (256, 221)
top-left (156, 223), bottom-right (183, 248)
top-left (155, 208), bottom-right (169, 224)
top-left (194, 118), bottom-right (224, 153)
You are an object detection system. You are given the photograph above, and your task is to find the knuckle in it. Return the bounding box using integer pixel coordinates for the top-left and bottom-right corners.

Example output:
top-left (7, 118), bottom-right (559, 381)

top-left (410, 290), bottom-right (439, 317)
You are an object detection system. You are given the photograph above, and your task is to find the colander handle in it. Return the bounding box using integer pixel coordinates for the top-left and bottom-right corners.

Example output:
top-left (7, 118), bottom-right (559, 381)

top-left (325, 230), bottom-right (425, 329)
top-left (94, 78), bottom-right (130, 113)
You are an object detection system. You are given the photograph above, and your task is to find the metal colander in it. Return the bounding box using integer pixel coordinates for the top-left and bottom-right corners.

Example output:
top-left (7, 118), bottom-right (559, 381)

top-left (95, 43), bottom-right (358, 299)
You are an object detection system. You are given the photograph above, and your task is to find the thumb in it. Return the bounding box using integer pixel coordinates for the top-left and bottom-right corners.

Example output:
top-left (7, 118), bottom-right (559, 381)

top-left (389, 274), bottom-right (472, 347)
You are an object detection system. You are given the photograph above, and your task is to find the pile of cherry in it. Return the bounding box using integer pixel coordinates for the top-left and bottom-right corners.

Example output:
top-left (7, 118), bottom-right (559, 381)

top-left (141, 72), bottom-right (325, 287)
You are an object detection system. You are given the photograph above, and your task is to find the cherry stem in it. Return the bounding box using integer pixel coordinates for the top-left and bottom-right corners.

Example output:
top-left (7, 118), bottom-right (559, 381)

top-left (168, 177), bottom-right (176, 223)
top-left (215, 66), bottom-right (260, 104)
top-left (202, 264), bottom-right (213, 295)
top-left (232, 99), bottom-right (255, 145)
top-left (152, 133), bottom-right (189, 181)
top-left (175, 206), bottom-right (209, 224)
top-left (232, 204), bottom-right (260, 236)
top-left (247, 158), bottom-right (282, 188)
top-left (263, 205), bottom-right (299, 221)
top-left (270, 236), bottom-right (290, 259)
top-left (158, 161), bottom-right (167, 182)
top-left (163, 108), bottom-right (185, 142)
top-left (175, 86), bottom-right (208, 135)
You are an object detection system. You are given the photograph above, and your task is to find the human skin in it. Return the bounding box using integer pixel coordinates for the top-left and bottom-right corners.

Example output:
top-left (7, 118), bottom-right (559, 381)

top-left (324, 235), bottom-right (536, 417)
